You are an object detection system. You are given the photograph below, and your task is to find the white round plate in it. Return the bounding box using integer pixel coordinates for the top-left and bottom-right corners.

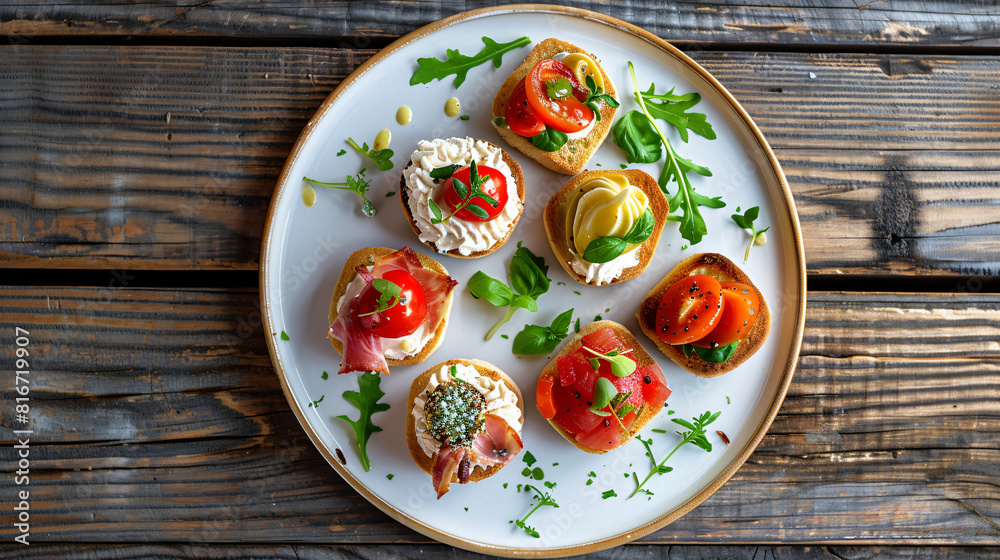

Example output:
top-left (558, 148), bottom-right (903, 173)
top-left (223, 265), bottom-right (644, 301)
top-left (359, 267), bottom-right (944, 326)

top-left (262, 5), bottom-right (805, 557)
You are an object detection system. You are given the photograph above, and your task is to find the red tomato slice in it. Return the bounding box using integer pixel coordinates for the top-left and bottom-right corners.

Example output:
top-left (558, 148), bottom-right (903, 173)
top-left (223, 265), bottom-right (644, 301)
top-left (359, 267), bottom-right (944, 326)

top-left (637, 364), bottom-right (671, 406)
top-left (356, 269), bottom-right (428, 339)
top-left (580, 327), bottom-right (626, 355)
top-left (504, 79), bottom-right (546, 137)
top-left (441, 164), bottom-right (508, 222)
top-left (692, 282), bottom-right (760, 348)
top-left (576, 416), bottom-right (631, 451)
top-left (524, 59), bottom-right (594, 133)
top-left (536, 372), bottom-right (557, 420)
top-left (654, 275), bottom-right (725, 345)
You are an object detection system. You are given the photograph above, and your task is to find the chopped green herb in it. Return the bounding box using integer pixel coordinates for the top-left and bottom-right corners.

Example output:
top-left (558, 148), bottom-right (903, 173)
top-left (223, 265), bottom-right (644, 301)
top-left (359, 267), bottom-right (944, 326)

top-left (386, 473), bottom-right (394, 480)
top-left (464, 507), bottom-right (469, 511)
top-left (321, 371), bottom-right (329, 380)
top-left (501, 334), bottom-right (509, 339)
top-left (588, 471), bottom-right (597, 477)
top-left (385, 191), bottom-right (396, 197)
top-left (336, 149), bottom-right (347, 156)
top-left (552, 462), bottom-right (559, 466)
top-left (280, 331), bottom-right (290, 341)
top-left (594, 315), bottom-right (602, 321)
top-left (726, 396), bottom-right (731, 404)
top-left (668, 410), bottom-right (675, 415)
top-left (307, 394), bottom-right (324, 408)
top-left (523, 451), bottom-right (537, 467)
top-left (651, 428), bottom-right (667, 434)
top-left (574, 318), bottom-right (581, 333)
top-left (602, 489), bottom-right (617, 499)
top-left (410, 36), bottom-right (531, 88)
top-left (585, 479), bottom-right (594, 486)
top-left (619, 164), bottom-right (628, 169)
top-left (557, 281), bottom-right (566, 286)
top-left (544, 481), bottom-right (556, 489)
top-left (459, 114), bottom-right (471, 121)
top-left (521, 467), bottom-right (532, 477)
top-left (573, 291), bottom-right (581, 296)
top-left (503, 483), bottom-right (508, 489)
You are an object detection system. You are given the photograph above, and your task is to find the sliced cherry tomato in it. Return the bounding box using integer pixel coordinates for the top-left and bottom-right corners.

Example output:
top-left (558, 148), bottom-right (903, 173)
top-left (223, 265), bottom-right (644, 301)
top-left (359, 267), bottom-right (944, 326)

top-left (654, 275), bottom-right (725, 345)
top-left (356, 269), bottom-right (427, 339)
top-left (536, 372), bottom-right (557, 420)
top-left (441, 164), bottom-right (508, 222)
top-left (504, 79), bottom-right (546, 137)
top-left (524, 59), bottom-right (593, 133)
top-left (692, 282), bottom-right (760, 348)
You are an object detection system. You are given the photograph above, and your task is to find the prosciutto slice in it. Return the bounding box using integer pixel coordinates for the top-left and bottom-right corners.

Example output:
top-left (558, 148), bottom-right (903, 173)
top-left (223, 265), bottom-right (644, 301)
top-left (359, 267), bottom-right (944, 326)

top-left (469, 415), bottom-right (523, 467)
top-left (327, 247), bottom-right (456, 375)
top-left (431, 445), bottom-right (468, 499)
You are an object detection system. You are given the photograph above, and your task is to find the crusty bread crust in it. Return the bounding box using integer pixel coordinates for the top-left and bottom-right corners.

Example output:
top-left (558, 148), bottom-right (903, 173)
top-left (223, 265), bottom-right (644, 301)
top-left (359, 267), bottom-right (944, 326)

top-left (399, 140), bottom-right (525, 259)
top-left (538, 320), bottom-right (664, 455)
top-left (636, 253), bottom-right (771, 378)
top-left (327, 247), bottom-right (453, 366)
top-left (491, 38), bottom-right (617, 175)
top-left (405, 359), bottom-right (525, 483)
top-left (543, 169), bottom-right (668, 287)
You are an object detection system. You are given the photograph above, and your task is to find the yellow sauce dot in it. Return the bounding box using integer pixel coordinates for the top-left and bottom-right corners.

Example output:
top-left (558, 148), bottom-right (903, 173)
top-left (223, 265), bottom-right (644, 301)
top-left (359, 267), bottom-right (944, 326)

top-left (373, 128), bottom-right (391, 151)
top-left (444, 97), bottom-right (461, 117)
top-left (401, 339), bottom-right (414, 353)
top-left (301, 185), bottom-right (316, 208)
top-left (396, 105), bottom-right (412, 126)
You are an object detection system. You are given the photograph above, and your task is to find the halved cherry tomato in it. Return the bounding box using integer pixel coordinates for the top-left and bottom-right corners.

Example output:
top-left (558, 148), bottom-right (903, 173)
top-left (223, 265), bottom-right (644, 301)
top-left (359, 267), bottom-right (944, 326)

top-left (654, 275), bottom-right (725, 345)
top-left (536, 372), bottom-right (557, 419)
top-left (692, 282), bottom-right (760, 348)
top-left (441, 164), bottom-right (508, 222)
top-left (504, 79), bottom-right (546, 137)
top-left (524, 59), bottom-right (593, 133)
top-left (356, 269), bottom-right (427, 339)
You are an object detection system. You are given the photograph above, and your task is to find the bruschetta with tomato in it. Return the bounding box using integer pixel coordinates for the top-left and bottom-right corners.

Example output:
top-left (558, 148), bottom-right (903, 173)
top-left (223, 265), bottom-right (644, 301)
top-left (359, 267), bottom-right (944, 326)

top-left (636, 253), bottom-right (770, 377)
top-left (536, 321), bottom-right (671, 454)
top-left (327, 247), bottom-right (457, 374)
top-left (492, 38), bottom-right (619, 175)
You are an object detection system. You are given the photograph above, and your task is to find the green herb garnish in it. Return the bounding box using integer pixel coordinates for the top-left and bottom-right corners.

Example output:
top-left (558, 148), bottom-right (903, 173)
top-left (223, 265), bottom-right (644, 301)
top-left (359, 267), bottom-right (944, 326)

top-left (346, 137), bottom-right (394, 171)
top-left (635, 83), bottom-right (716, 143)
top-left (336, 149), bottom-right (347, 156)
top-left (584, 75), bottom-right (620, 121)
top-left (410, 36), bottom-right (531, 88)
top-left (321, 371), bottom-right (329, 380)
top-left (731, 206), bottom-right (770, 263)
top-left (356, 278), bottom-right (401, 318)
top-left (302, 168), bottom-right (376, 217)
top-left (513, 484), bottom-right (559, 538)
top-left (581, 346), bottom-right (636, 377)
top-left (280, 330), bottom-right (290, 341)
top-left (545, 76), bottom-right (573, 100)
top-left (582, 209), bottom-right (655, 263)
top-left (601, 489), bottom-right (617, 499)
top-left (468, 243), bottom-right (550, 340)
top-left (681, 341), bottom-right (739, 363)
top-left (628, 410), bottom-right (720, 498)
top-left (429, 160), bottom-right (498, 223)
top-left (307, 394), bottom-right (324, 408)
top-left (459, 114), bottom-right (471, 121)
top-left (512, 308), bottom-right (573, 355)
top-left (335, 372), bottom-right (391, 472)
top-left (531, 124), bottom-right (568, 152)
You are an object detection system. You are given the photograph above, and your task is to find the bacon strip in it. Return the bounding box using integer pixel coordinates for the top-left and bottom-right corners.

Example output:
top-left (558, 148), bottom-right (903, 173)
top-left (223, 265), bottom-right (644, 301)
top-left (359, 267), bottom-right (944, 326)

top-left (431, 445), bottom-right (467, 499)
top-left (328, 247), bottom-right (456, 375)
top-left (469, 415), bottom-right (523, 467)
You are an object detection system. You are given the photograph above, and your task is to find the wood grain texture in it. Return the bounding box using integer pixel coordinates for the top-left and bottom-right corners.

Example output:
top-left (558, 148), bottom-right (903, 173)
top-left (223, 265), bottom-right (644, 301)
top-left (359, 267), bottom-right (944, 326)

top-left (1, 287), bottom-right (998, 544)
top-left (5, 544), bottom-right (1000, 560)
top-left (1, 1), bottom-right (998, 49)
top-left (1, 46), bottom-right (998, 275)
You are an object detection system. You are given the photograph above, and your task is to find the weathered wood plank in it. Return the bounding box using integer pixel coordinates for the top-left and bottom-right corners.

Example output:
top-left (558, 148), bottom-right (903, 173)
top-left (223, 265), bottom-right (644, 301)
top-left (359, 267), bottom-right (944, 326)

top-left (1, 287), bottom-right (999, 544)
top-left (6, 543), bottom-right (1000, 560)
top-left (1, 47), bottom-right (998, 275)
top-left (1, 1), bottom-right (998, 49)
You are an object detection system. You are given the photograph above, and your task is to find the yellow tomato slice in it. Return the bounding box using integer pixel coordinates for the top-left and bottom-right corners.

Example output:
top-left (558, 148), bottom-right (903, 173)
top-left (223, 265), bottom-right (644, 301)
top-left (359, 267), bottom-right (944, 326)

top-left (562, 53), bottom-right (604, 92)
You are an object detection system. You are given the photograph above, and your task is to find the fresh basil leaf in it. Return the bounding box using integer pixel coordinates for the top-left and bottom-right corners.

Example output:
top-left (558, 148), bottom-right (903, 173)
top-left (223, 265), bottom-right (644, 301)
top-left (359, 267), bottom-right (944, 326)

top-left (590, 377), bottom-right (618, 413)
top-left (546, 77), bottom-right (573, 100)
top-left (513, 294), bottom-right (538, 313)
top-left (622, 209), bottom-right (655, 244)
top-left (550, 308), bottom-right (574, 337)
top-left (430, 164), bottom-right (459, 180)
top-left (467, 204), bottom-right (489, 219)
top-left (512, 325), bottom-right (556, 355)
top-left (509, 244), bottom-right (550, 299)
top-left (531, 125), bottom-right (568, 152)
top-left (692, 340), bottom-right (739, 363)
top-left (410, 36), bottom-right (532, 88)
top-left (583, 236), bottom-right (627, 264)
top-left (612, 110), bottom-right (662, 164)
top-left (681, 344), bottom-right (695, 357)
top-left (468, 271), bottom-right (514, 307)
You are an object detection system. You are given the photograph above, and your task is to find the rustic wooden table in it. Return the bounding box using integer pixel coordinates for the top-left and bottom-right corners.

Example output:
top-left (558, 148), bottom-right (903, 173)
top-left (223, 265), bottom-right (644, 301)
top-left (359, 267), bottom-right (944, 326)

top-left (2, 2), bottom-right (999, 558)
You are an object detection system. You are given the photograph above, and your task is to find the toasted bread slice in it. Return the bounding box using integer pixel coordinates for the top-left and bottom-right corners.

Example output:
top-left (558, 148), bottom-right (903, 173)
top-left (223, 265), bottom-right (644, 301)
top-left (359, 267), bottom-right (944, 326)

top-left (406, 359), bottom-right (525, 482)
top-left (538, 320), bottom-right (665, 455)
top-left (399, 139), bottom-right (525, 259)
top-left (491, 38), bottom-right (617, 175)
top-left (544, 169), bottom-right (668, 286)
top-left (328, 247), bottom-right (453, 366)
top-left (636, 253), bottom-right (771, 378)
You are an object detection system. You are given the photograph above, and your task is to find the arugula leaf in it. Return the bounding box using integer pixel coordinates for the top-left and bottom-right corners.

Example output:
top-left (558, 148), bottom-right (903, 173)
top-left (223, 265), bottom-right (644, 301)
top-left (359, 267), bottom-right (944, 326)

top-left (636, 83), bottom-right (717, 143)
top-left (302, 168), bottom-right (376, 217)
top-left (629, 410), bottom-right (720, 498)
top-left (626, 61), bottom-right (725, 246)
top-left (583, 75), bottom-right (620, 121)
top-left (469, 243), bottom-right (550, 340)
top-left (731, 206), bottom-right (770, 263)
top-left (347, 137), bottom-right (393, 171)
top-left (612, 110), bottom-right (662, 164)
top-left (512, 308), bottom-right (574, 355)
top-left (410, 36), bottom-right (531, 88)
top-left (335, 372), bottom-right (390, 472)
top-left (531, 125), bottom-right (568, 152)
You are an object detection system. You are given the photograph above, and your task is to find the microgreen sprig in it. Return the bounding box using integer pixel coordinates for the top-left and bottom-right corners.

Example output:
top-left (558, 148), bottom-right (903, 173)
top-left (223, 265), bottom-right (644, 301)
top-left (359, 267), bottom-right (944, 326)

top-left (428, 160), bottom-right (498, 223)
top-left (581, 346), bottom-right (636, 377)
top-left (356, 278), bottom-right (401, 318)
top-left (628, 410), bottom-right (720, 498)
top-left (347, 137), bottom-right (394, 171)
top-left (731, 206), bottom-right (769, 263)
top-left (514, 484), bottom-right (559, 538)
top-left (302, 168), bottom-right (376, 217)
top-left (584, 75), bottom-right (620, 121)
